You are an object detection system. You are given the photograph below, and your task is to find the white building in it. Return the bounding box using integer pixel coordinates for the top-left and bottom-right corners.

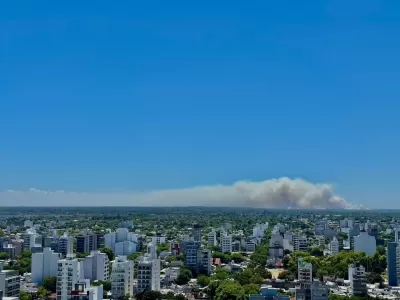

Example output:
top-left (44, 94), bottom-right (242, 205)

top-left (293, 235), bottom-right (308, 252)
top-left (207, 231), bottom-right (217, 247)
top-left (298, 258), bottom-right (312, 282)
top-left (269, 234), bottom-right (284, 260)
top-left (56, 256), bottom-right (83, 300)
top-left (111, 256), bottom-right (134, 299)
top-left (220, 235), bottom-right (232, 253)
top-left (83, 250), bottom-right (110, 283)
top-left (104, 228), bottom-right (139, 256)
top-left (353, 232), bottom-right (376, 255)
top-left (0, 262), bottom-right (20, 298)
top-left (31, 247), bottom-right (61, 284)
top-left (137, 255), bottom-right (160, 293)
top-left (349, 263), bottom-right (367, 296)
top-left (284, 232), bottom-right (293, 243)
top-left (58, 234), bottom-right (74, 257)
top-left (329, 237), bottom-right (339, 255)
top-left (70, 281), bottom-right (103, 300)
top-left (151, 235), bottom-right (167, 246)
top-left (394, 227), bottom-right (400, 243)
top-left (252, 223), bottom-right (269, 238)
top-left (22, 228), bottom-right (39, 250)
top-left (340, 219), bottom-right (353, 229)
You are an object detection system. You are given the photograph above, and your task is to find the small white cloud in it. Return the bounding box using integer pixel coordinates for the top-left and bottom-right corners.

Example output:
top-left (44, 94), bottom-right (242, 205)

top-left (0, 177), bottom-right (355, 209)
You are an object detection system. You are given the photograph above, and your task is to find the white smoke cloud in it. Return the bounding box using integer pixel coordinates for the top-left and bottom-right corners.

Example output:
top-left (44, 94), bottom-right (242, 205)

top-left (0, 177), bottom-right (356, 209)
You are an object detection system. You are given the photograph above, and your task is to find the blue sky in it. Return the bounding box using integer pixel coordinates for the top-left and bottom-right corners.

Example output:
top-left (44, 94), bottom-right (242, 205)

top-left (1, 1), bottom-right (400, 207)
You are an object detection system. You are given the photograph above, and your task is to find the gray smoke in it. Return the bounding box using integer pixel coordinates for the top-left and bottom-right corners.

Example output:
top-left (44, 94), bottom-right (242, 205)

top-left (0, 177), bottom-right (354, 209)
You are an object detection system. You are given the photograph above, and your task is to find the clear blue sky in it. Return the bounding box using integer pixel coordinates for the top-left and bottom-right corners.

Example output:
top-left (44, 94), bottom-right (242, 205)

top-left (1, 1), bottom-right (400, 207)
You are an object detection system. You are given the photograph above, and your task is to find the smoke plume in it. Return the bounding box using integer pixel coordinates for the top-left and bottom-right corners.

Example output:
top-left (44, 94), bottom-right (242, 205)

top-left (0, 177), bottom-right (354, 208)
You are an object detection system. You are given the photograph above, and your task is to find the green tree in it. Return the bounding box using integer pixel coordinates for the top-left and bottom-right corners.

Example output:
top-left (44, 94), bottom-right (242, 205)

top-left (100, 247), bottom-right (114, 261)
top-left (0, 252), bottom-right (9, 260)
top-left (212, 268), bottom-right (230, 280)
top-left (249, 274), bottom-right (263, 285)
top-left (206, 280), bottom-right (221, 300)
top-left (20, 291), bottom-right (32, 300)
top-left (76, 252), bottom-right (89, 258)
top-left (215, 281), bottom-right (246, 300)
top-left (175, 268), bottom-right (192, 285)
top-left (230, 253), bottom-right (245, 263)
top-left (37, 286), bottom-right (51, 299)
top-left (157, 242), bottom-right (170, 253)
top-left (242, 284), bottom-right (260, 295)
top-left (197, 274), bottom-right (211, 287)
top-left (127, 252), bottom-right (143, 261)
top-left (278, 270), bottom-right (294, 281)
top-left (142, 290), bottom-right (163, 300)
top-left (42, 276), bottom-right (57, 293)
top-left (309, 247), bottom-right (324, 257)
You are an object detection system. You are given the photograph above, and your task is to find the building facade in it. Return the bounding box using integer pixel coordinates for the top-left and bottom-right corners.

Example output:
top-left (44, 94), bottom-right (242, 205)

top-left (111, 256), bottom-right (134, 299)
top-left (220, 235), bottom-right (232, 253)
top-left (0, 263), bottom-right (20, 298)
top-left (76, 233), bottom-right (99, 253)
top-left (348, 263), bottom-right (367, 297)
top-left (353, 232), bottom-right (376, 255)
top-left (56, 256), bottom-right (82, 300)
top-left (83, 250), bottom-right (109, 283)
top-left (136, 256), bottom-right (160, 293)
top-left (31, 247), bottom-right (61, 284)
top-left (387, 242), bottom-right (398, 286)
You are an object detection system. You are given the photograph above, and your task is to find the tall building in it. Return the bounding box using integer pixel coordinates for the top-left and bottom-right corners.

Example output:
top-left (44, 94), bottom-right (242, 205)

top-left (104, 228), bottom-right (138, 256)
top-left (151, 235), bottom-right (166, 246)
top-left (348, 263), bottom-right (367, 297)
top-left (207, 231), bottom-right (217, 247)
top-left (298, 258), bottom-right (312, 282)
top-left (221, 235), bottom-right (232, 253)
top-left (329, 237), bottom-right (339, 255)
top-left (22, 228), bottom-right (39, 250)
top-left (314, 221), bottom-right (328, 235)
top-left (198, 249), bottom-right (211, 275)
top-left (32, 247), bottom-right (61, 284)
top-left (394, 227), bottom-right (400, 243)
top-left (293, 235), bottom-right (308, 252)
top-left (353, 232), bottom-right (376, 255)
top-left (111, 256), bottom-right (134, 299)
top-left (56, 256), bottom-right (83, 300)
top-left (0, 262), bottom-right (20, 298)
top-left (387, 242), bottom-right (398, 286)
top-left (181, 240), bottom-right (201, 275)
top-left (83, 250), bottom-right (110, 283)
top-left (269, 234), bottom-right (284, 260)
top-left (246, 237), bottom-right (257, 252)
top-left (76, 233), bottom-right (98, 253)
top-left (137, 254), bottom-right (160, 292)
top-left (192, 224), bottom-right (202, 242)
top-left (252, 223), bottom-right (269, 238)
top-left (58, 234), bottom-right (74, 257)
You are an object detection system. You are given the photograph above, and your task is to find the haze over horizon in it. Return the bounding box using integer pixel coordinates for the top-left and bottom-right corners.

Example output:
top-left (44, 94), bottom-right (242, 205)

top-left (2, 1), bottom-right (400, 209)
